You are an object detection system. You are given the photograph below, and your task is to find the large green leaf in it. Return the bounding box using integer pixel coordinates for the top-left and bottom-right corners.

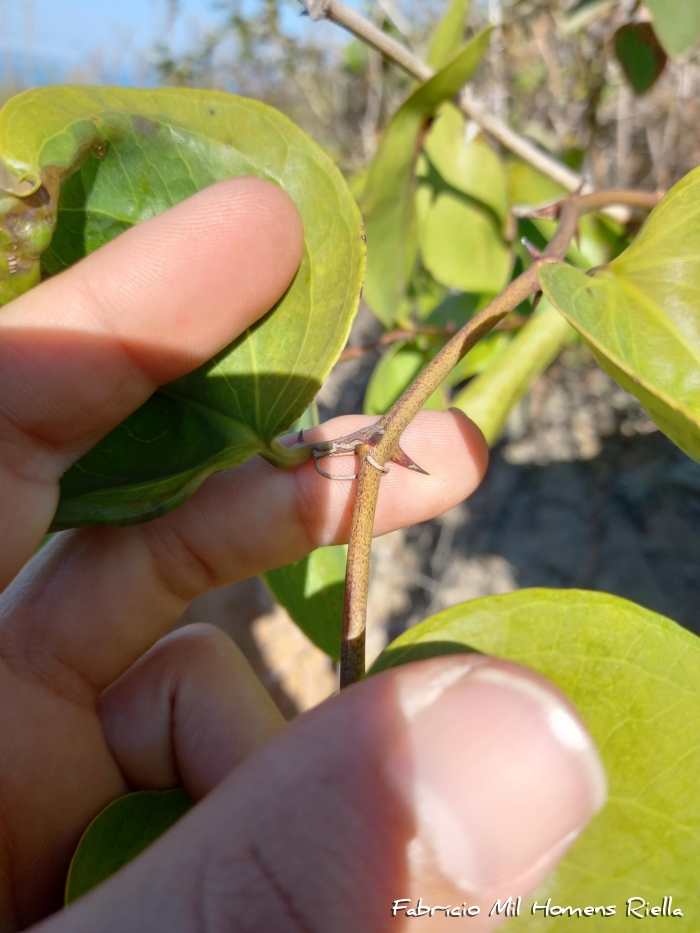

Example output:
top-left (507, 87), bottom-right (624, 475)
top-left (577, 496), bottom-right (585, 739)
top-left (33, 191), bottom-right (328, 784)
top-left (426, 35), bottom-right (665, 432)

top-left (426, 0), bottom-right (472, 70)
top-left (0, 87), bottom-right (364, 526)
top-left (453, 301), bottom-right (572, 445)
top-left (360, 30), bottom-right (492, 327)
top-left (372, 589), bottom-right (700, 923)
top-left (646, 0), bottom-right (700, 58)
top-left (539, 165), bottom-right (700, 464)
top-left (65, 789), bottom-right (193, 904)
top-left (416, 106), bottom-right (511, 295)
top-left (263, 545), bottom-right (346, 660)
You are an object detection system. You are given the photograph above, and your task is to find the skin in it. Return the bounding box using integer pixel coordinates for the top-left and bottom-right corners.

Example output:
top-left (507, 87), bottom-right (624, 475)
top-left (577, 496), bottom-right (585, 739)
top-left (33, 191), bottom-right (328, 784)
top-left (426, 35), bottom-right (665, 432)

top-left (0, 178), bottom-right (606, 932)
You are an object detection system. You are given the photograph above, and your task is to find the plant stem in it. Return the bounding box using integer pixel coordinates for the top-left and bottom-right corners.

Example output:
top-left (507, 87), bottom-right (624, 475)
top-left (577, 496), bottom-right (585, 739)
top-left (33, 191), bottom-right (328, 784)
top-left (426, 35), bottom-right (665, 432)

top-left (335, 188), bottom-right (659, 688)
top-left (340, 444), bottom-right (381, 688)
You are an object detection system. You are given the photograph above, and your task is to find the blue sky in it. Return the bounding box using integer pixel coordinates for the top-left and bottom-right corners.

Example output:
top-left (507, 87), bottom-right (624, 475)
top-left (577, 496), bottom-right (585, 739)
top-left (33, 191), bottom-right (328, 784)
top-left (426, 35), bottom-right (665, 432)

top-left (1, 0), bottom-right (351, 86)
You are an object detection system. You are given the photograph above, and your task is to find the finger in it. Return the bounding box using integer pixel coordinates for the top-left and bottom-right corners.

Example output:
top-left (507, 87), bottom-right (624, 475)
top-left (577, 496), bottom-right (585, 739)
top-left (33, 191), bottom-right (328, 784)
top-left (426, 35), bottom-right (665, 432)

top-left (0, 410), bottom-right (487, 694)
top-left (0, 177), bottom-right (303, 587)
top-left (98, 624), bottom-right (285, 799)
top-left (36, 657), bottom-right (606, 933)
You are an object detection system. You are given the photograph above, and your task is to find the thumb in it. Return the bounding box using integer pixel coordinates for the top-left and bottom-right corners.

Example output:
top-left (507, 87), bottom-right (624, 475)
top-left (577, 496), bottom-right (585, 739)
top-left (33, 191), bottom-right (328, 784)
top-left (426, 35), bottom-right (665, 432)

top-left (35, 656), bottom-right (606, 932)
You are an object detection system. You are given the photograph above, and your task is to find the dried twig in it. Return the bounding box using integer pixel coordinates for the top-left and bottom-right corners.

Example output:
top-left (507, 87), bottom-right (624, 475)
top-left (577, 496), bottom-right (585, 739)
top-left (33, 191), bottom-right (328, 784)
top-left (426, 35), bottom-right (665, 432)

top-left (300, 0), bottom-right (583, 192)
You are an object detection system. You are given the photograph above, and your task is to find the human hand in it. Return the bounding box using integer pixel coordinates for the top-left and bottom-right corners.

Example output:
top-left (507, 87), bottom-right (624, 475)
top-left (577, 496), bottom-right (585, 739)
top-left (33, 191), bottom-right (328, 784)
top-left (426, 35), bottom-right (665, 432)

top-left (0, 178), bottom-right (605, 931)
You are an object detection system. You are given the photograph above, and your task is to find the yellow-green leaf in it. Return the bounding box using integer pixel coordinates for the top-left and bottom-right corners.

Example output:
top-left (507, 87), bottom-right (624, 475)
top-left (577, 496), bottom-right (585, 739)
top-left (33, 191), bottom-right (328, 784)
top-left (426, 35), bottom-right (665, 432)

top-left (539, 165), bottom-right (700, 463)
top-left (427, 0), bottom-right (472, 70)
top-left (360, 30), bottom-right (492, 327)
top-left (372, 588), bottom-right (700, 921)
top-left (646, 0), bottom-right (700, 58)
top-left (416, 107), bottom-right (511, 295)
top-left (0, 86), bottom-right (364, 526)
top-left (425, 106), bottom-right (509, 223)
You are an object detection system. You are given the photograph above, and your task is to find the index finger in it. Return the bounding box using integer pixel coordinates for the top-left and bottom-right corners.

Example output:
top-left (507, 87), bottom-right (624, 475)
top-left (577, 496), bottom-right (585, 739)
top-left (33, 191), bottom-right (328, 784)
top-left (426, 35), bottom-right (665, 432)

top-left (0, 177), bottom-right (304, 589)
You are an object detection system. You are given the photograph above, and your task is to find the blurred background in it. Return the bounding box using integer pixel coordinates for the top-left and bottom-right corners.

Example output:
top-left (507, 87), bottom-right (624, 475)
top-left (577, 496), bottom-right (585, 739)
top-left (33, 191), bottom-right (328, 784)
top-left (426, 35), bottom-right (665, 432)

top-left (3, 0), bottom-right (700, 714)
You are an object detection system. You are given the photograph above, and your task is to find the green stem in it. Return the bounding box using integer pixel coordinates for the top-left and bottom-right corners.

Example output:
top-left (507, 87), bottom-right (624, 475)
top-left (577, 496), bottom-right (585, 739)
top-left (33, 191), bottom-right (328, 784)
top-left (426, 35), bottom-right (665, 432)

top-left (261, 438), bottom-right (314, 469)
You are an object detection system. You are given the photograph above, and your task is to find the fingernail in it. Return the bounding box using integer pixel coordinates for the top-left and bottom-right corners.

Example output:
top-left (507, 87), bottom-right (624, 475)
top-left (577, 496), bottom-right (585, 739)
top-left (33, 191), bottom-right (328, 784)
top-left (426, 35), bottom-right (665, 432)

top-left (392, 659), bottom-right (607, 894)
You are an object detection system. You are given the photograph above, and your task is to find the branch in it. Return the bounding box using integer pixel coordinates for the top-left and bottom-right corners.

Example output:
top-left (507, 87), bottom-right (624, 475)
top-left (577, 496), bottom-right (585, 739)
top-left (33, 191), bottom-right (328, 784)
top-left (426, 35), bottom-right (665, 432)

top-left (317, 189), bottom-right (660, 688)
top-left (300, 0), bottom-right (583, 193)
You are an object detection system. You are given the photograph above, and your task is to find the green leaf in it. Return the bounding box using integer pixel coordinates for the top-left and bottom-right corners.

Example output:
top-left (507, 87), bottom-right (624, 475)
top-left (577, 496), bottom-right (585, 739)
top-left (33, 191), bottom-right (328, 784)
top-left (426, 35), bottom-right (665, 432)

top-left (0, 86), bottom-right (364, 526)
top-left (452, 301), bottom-right (572, 445)
top-left (416, 168), bottom-right (511, 295)
top-left (424, 106), bottom-right (509, 223)
top-left (65, 789), bottom-right (193, 904)
top-left (427, 0), bottom-right (471, 70)
top-left (263, 545), bottom-right (346, 660)
top-left (424, 290), bottom-right (481, 329)
top-left (646, 0), bottom-right (700, 58)
top-left (615, 22), bottom-right (667, 95)
top-left (364, 341), bottom-right (446, 416)
top-left (539, 166), bottom-right (700, 464)
top-left (416, 107), bottom-right (510, 295)
top-left (360, 30), bottom-right (493, 327)
top-left (372, 588), bottom-right (700, 919)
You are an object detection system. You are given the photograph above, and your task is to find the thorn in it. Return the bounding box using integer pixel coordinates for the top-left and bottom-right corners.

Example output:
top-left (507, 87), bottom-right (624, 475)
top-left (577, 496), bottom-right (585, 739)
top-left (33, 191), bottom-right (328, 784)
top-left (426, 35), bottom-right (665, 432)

top-left (532, 290), bottom-right (544, 312)
top-left (297, 428), bottom-right (305, 444)
top-left (390, 444), bottom-right (430, 475)
top-left (521, 237), bottom-right (542, 260)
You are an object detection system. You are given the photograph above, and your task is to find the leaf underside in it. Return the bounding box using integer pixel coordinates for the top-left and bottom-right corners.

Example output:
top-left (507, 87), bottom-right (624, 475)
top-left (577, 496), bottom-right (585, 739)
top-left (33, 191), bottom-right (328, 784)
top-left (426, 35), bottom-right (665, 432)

top-left (65, 789), bottom-right (193, 904)
top-left (372, 588), bottom-right (700, 925)
top-left (540, 164), bottom-right (700, 464)
top-left (0, 86), bottom-right (364, 526)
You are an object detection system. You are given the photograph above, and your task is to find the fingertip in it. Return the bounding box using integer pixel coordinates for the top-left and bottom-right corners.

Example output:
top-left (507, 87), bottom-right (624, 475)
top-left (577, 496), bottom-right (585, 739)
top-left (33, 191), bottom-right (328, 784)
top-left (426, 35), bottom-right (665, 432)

top-left (396, 408), bottom-right (489, 504)
top-left (442, 407), bottom-right (489, 488)
top-left (222, 176), bottom-right (305, 276)
top-left (383, 654), bottom-right (605, 901)
top-left (166, 176), bottom-right (305, 336)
